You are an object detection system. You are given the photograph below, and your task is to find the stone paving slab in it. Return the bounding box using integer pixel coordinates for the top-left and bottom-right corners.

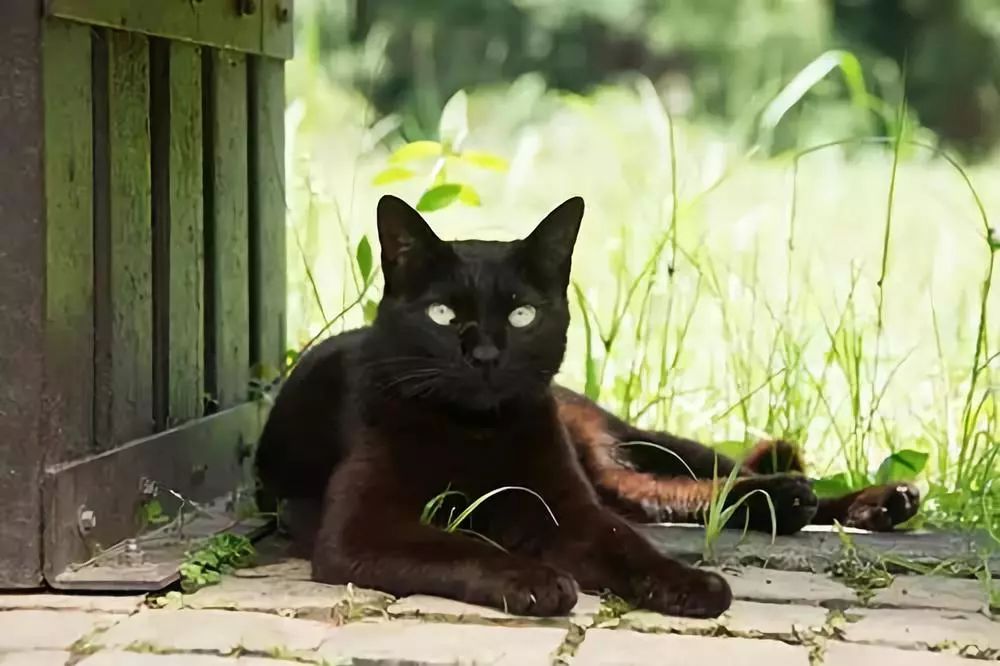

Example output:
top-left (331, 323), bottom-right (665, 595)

top-left (94, 609), bottom-right (332, 654)
top-left (870, 575), bottom-right (989, 613)
top-left (0, 610), bottom-right (120, 651)
top-left (574, 629), bottom-right (811, 665)
top-left (387, 592), bottom-right (601, 627)
top-left (618, 600), bottom-right (827, 640)
top-left (315, 618), bottom-right (568, 666)
top-left (0, 651), bottom-right (72, 666)
top-left (842, 608), bottom-right (1000, 655)
top-left (231, 559), bottom-right (311, 581)
top-left (0, 593), bottom-right (144, 614)
top-left (719, 567), bottom-right (857, 606)
top-left (822, 642), bottom-right (985, 666)
top-left (640, 525), bottom-right (1000, 574)
top-left (181, 575), bottom-right (392, 621)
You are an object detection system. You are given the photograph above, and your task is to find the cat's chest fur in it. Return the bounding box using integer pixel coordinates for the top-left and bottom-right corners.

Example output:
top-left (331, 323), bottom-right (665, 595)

top-left (367, 398), bottom-right (562, 498)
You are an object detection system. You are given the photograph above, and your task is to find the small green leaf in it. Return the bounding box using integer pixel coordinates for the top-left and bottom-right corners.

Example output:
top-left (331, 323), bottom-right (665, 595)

top-left (460, 150), bottom-right (509, 172)
top-left (416, 184), bottom-right (463, 212)
top-left (356, 236), bottom-right (373, 283)
top-left (813, 473), bottom-right (854, 499)
top-left (388, 140), bottom-right (442, 164)
top-left (458, 184), bottom-right (481, 206)
top-left (439, 90), bottom-right (469, 150)
top-left (363, 299), bottom-right (378, 324)
top-left (874, 449), bottom-right (928, 485)
top-left (372, 166), bottom-right (416, 185)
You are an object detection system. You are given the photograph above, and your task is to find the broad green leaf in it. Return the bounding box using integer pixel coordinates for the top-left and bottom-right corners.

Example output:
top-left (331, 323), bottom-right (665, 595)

top-left (439, 90), bottom-right (469, 151)
top-left (458, 184), bottom-right (481, 206)
top-left (416, 184), bottom-right (462, 212)
top-left (460, 150), bottom-right (509, 172)
top-left (388, 140), bottom-right (442, 164)
top-left (362, 299), bottom-right (378, 324)
top-left (874, 449), bottom-right (928, 485)
top-left (715, 440), bottom-right (748, 463)
top-left (355, 236), bottom-right (373, 283)
top-left (812, 473), bottom-right (854, 499)
top-left (372, 166), bottom-right (416, 185)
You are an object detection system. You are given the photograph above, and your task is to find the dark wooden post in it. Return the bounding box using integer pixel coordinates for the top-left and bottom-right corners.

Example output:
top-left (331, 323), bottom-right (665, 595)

top-left (0, 1), bottom-right (47, 588)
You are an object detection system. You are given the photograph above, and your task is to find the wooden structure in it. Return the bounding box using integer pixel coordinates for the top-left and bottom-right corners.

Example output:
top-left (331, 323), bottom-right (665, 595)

top-left (0, 1), bottom-right (292, 588)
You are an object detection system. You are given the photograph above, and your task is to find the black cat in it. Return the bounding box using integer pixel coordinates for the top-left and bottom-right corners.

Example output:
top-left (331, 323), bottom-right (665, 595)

top-left (255, 195), bottom-right (918, 618)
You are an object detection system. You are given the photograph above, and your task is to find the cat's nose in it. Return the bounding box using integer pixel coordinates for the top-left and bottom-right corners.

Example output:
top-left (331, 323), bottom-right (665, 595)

top-left (470, 344), bottom-right (500, 367)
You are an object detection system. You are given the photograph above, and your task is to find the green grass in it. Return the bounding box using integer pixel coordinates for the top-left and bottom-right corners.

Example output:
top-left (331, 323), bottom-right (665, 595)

top-left (282, 48), bottom-right (1000, 535)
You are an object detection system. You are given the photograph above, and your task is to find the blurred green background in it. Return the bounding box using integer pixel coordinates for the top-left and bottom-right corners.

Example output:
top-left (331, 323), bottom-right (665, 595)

top-left (282, 0), bottom-right (1000, 534)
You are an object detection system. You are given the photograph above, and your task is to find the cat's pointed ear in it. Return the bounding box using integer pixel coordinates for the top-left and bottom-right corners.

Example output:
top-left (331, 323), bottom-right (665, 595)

top-left (520, 196), bottom-right (584, 290)
top-left (377, 195), bottom-right (445, 295)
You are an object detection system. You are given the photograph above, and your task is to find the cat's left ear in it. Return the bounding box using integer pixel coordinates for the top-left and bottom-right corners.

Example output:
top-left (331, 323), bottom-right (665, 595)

top-left (520, 196), bottom-right (585, 290)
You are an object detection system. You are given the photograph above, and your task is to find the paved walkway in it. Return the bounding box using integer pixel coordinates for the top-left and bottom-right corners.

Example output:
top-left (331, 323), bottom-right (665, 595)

top-left (1, 556), bottom-right (997, 665)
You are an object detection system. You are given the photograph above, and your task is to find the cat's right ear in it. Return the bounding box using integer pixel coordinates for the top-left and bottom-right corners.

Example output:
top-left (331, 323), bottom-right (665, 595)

top-left (376, 195), bottom-right (445, 295)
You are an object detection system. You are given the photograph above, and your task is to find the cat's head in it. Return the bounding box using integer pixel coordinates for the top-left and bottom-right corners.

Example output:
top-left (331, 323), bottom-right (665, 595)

top-left (364, 194), bottom-right (584, 411)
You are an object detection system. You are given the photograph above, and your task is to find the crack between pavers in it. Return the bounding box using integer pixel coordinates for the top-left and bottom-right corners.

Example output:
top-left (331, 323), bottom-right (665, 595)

top-left (833, 638), bottom-right (1000, 662)
top-left (551, 624), bottom-right (587, 666)
top-left (77, 643), bottom-right (333, 665)
top-left (65, 612), bottom-right (136, 666)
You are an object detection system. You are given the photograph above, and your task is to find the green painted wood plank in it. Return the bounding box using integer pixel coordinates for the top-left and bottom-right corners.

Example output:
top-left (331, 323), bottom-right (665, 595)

top-left (94, 30), bottom-right (154, 449)
top-left (206, 49), bottom-right (250, 410)
top-left (248, 56), bottom-right (287, 381)
top-left (169, 42), bottom-right (205, 425)
top-left (46, 0), bottom-right (293, 59)
top-left (41, 19), bottom-right (95, 462)
top-left (262, 0), bottom-right (295, 60)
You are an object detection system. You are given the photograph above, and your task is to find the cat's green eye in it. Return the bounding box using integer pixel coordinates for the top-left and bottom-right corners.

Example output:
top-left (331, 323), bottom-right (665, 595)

top-left (427, 303), bottom-right (456, 326)
top-left (508, 305), bottom-right (536, 328)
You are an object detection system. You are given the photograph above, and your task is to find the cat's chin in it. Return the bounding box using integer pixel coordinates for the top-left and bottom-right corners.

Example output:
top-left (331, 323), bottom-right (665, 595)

top-left (429, 385), bottom-right (550, 418)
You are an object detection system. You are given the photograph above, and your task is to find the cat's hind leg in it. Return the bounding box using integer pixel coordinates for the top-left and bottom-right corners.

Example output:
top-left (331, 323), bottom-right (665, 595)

top-left (553, 388), bottom-right (817, 534)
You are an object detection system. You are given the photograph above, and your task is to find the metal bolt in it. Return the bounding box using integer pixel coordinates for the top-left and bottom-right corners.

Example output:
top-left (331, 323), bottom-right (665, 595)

top-left (276, 3), bottom-right (290, 22)
top-left (78, 507), bottom-right (97, 533)
top-left (239, 0), bottom-right (257, 15)
top-left (120, 538), bottom-right (145, 567)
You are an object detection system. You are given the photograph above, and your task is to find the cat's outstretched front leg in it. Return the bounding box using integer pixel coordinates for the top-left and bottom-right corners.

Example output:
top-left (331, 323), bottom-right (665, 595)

top-left (313, 461), bottom-right (578, 617)
top-left (541, 503), bottom-right (732, 618)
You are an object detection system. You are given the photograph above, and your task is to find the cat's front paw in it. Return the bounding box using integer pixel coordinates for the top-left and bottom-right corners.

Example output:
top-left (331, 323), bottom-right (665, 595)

top-left (635, 566), bottom-right (732, 618)
top-left (727, 474), bottom-right (818, 535)
top-left (474, 564), bottom-right (578, 617)
top-left (845, 483), bottom-right (920, 531)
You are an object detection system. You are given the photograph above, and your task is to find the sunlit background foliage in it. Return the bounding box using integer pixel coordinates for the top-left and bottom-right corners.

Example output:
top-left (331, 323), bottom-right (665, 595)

top-left (282, 0), bottom-right (1000, 534)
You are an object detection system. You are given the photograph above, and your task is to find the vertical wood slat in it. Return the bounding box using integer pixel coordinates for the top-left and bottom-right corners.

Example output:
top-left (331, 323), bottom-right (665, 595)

top-left (204, 49), bottom-right (250, 410)
top-left (94, 30), bottom-right (154, 449)
top-left (248, 56), bottom-right (287, 379)
top-left (0, 0), bottom-right (46, 587)
top-left (169, 43), bottom-right (206, 424)
top-left (42, 20), bottom-right (94, 463)
top-left (151, 40), bottom-right (204, 429)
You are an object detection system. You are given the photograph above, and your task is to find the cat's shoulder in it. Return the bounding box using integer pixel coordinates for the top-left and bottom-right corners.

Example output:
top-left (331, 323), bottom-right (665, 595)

top-left (283, 327), bottom-right (370, 388)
